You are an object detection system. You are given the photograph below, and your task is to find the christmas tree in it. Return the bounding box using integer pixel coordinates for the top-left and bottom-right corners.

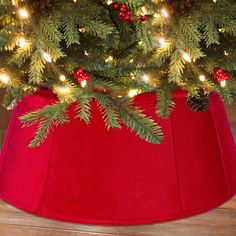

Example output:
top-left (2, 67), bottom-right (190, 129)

top-left (0, 0), bottom-right (236, 147)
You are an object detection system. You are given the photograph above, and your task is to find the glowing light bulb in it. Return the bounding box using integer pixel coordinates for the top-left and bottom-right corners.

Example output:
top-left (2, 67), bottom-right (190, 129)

top-left (159, 37), bottom-right (166, 48)
top-left (141, 6), bottom-right (148, 15)
top-left (130, 73), bottom-right (136, 80)
top-left (153, 13), bottom-right (160, 18)
top-left (106, 0), bottom-right (113, 5)
top-left (0, 73), bottom-right (10, 84)
top-left (199, 75), bottom-right (206, 82)
top-left (18, 37), bottom-right (26, 48)
top-left (220, 80), bottom-right (227, 87)
top-left (55, 86), bottom-right (71, 95)
top-left (161, 8), bottom-right (169, 18)
top-left (105, 55), bottom-right (113, 63)
top-left (12, 0), bottom-right (17, 6)
top-left (19, 8), bottom-right (29, 18)
top-left (42, 52), bottom-right (52, 63)
top-left (141, 74), bottom-right (150, 83)
top-left (59, 75), bottom-right (66, 82)
top-left (182, 52), bottom-right (192, 62)
top-left (128, 89), bottom-right (138, 98)
top-left (80, 80), bottom-right (87, 88)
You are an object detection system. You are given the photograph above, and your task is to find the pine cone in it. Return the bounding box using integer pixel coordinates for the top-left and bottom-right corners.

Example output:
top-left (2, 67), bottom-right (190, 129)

top-left (187, 90), bottom-right (210, 112)
top-left (25, 0), bottom-right (53, 13)
top-left (166, 0), bottom-right (194, 15)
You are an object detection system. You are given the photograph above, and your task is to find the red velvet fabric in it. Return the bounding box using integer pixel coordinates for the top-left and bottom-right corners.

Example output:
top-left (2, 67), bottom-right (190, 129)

top-left (0, 89), bottom-right (235, 225)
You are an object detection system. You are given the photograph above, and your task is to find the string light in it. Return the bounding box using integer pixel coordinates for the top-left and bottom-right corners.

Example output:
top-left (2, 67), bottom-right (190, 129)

top-left (54, 86), bottom-right (71, 95)
top-left (220, 80), bottom-right (227, 88)
top-left (138, 41), bottom-right (144, 46)
top-left (106, 0), bottom-right (113, 5)
top-left (84, 51), bottom-right (89, 56)
top-left (0, 73), bottom-right (10, 84)
top-left (179, 49), bottom-right (192, 62)
top-left (128, 89), bottom-right (138, 98)
top-left (140, 6), bottom-right (148, 15)
top-left (59, 75), bottom-right (66, 82)
top-left (130, 73), bottom-right (136, 80)
top-left (224, 51), bottom-right (229, 56)
top-left (42, 51), bottom-right (52, 63)
top-left (199, 75), bottom-right (206, 82)
top-left (129, 59), bottom-right (134, 63)
top-left (182, 53), bottom-right (191, 62)
top-left (160, 8), bottom-right (169, 18)
top-left (18, 8), bottom-right (29, 18)
top-left (105, 55), bottom-right (113, 63)
top-left (159, 37), bottom-right (166, 48)
top-left (18, 37), bottom-right (26, 48)
top-left (12, 0), bottom-right (17, 6)
top-left (80, 80), bottom-right (87, 88)
top-left (141, 74), bottom-right (150, 83)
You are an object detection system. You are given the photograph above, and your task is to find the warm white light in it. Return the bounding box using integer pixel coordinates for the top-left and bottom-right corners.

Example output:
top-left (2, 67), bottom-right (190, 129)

top-left (141, 6), bottom-right (148, 15)
top-left (18, 37), bottom-right (26, 48)
top-left (220, 80), bottom-right (227, 87)
top-left (19, 8), bottom-right (29, 18)
top-left (128, 89), bottom-right (138, 98)
top-left (42, 52), bottom-right (52, 63)
top-left (153, 13), bottom-right (160, 18)
top-left (80, 80), bottom-right (87, 88)
top-left (59, 75), bottom-right (66, 82)
top-left (138, 41), bottom-right (143, 46)
top-left (130, 73), bottom-right (136, 80)
top-left (105, 55), bottom-right (113, 63)
top-left (224, 51), bottom-right (229, 56)
top-left (12, 0), bottom-right (17, 6)
top-left (161, 8), bottom-right (169, 18)
top-left (159, 37), bottom-right (166, 48)
top-left (0, 73), bottom-right (10, 84)
top-left (182, 52), bottom-right (192, 62)
top-left (129, 59), bottom-right (134, 63)
top-left (106, 0), bottom-right (113, 5)
top-left (55, 86), bottom-right (71, 95)
top-left (141, 74), bottom-right (150, 83)
top-left (199, 75), bottom-right (206, 82)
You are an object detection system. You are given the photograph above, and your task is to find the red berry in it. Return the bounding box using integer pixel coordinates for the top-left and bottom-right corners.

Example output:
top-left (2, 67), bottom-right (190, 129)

top-left (119, 4), bottom-right (126, 12)
top-left (213, 68), bottom-right (229, 83)
top-left (126, 11), bottom-right (132, 16)
top-left (124, 16), bottom-right (130, 21)
top-left (140, 15), bottom-right (147, 22)
top-left (119, 12), bottom-right (125, 19)
top-left (129, 17), bottom-right (136, 23)
top-left (73, 68), bottom-right (90, 83)
top-left (113, 3), bottom-right (120, 9)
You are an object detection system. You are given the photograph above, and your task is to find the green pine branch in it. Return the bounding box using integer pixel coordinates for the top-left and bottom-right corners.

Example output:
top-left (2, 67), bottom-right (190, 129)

top-left (114, 100), bottom-right (163, 144)
top-left (20, 102), bottom-right (70, 147)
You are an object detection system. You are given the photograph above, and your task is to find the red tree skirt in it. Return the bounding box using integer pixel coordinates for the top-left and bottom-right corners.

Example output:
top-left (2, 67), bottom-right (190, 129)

top-left (0, 89), bottom-right (235, 225)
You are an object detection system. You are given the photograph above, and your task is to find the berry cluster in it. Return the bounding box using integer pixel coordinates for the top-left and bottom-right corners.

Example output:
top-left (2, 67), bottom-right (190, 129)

top-left (73, 68), bottom-right (90, 85)
top-left (113, 3), bottom-right (147, 23)
top-left (213, 68), bottom-right (229, 83)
